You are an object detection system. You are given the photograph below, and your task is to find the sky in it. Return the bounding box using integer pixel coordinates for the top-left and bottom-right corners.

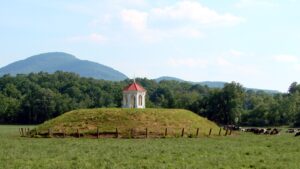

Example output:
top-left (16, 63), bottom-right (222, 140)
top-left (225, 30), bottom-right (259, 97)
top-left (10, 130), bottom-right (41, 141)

top-left (0, 0), bottom-right (300, 92)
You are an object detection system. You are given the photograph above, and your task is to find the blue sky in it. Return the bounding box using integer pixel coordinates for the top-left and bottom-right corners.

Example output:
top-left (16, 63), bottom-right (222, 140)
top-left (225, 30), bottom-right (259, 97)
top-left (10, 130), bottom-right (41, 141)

top-left (1, 0), bottom-right (300, 92)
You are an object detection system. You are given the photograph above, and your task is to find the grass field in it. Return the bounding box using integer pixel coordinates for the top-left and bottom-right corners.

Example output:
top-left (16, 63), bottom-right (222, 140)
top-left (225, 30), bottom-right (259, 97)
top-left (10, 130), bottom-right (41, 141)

top-left (1, 125), bottom-right (300, 169)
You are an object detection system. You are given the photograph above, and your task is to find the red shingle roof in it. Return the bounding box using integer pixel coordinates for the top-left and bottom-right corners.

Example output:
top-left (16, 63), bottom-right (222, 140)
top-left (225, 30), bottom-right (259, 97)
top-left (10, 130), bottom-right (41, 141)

top-left (123, 82), bottom-right (146, 92)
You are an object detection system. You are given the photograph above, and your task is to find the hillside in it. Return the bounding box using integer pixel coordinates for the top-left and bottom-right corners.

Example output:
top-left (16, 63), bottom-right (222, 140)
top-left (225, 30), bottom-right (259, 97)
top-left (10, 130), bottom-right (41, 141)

top-left (36, 108), bottom-right (220, 137)
top-left (155, 76), bottom-right (280, 94)
top-left (0, 52), bottom-right (128, 81)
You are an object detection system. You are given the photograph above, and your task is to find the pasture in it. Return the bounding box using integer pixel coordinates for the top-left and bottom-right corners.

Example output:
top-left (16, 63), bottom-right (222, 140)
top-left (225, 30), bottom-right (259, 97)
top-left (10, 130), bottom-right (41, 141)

top-left (0, 125), bottom-right (299, 169)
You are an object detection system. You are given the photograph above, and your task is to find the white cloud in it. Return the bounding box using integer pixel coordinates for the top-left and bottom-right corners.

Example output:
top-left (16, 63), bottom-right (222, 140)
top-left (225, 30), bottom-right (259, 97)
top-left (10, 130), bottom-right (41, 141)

top-left (68, 33), bottom-right (107, 43)
top-left (125, 0), bottom-right (148, 7)
top-left (229, 49), bottom-right (243, 58)
top-left (65, 1), bottom-right (244, 42)
top-left (274, 54), bottom-right (300, 72)
top-left (152, 1), bottom-right (244, 26)
top-left (148, 27), bottom-right (203, 41)
top-left (274, 55), bottom-right (299, 63)
top-left (119, 1), bottom-right (243, 42)
top-left (217, 57), bottom-right (232, 66)
top-left (120, 9), bottom-right (204, 42)
top-left (168, 57), bottom-right (209, 68)
top-left (90, 14), bottom-right (112, 27)
top-left (121, 9), bottom-right (148, 31)
top-left (235, 0), bottom-right (277, 8)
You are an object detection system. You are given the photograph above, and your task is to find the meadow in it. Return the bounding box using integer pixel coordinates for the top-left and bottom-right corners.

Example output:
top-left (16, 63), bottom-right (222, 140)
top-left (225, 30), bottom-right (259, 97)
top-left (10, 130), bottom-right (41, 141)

top-left (0, 125), bottom-right (299, 169)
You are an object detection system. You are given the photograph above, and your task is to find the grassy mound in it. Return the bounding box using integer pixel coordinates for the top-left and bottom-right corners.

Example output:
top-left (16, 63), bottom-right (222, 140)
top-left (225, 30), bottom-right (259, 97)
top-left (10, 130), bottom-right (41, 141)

top-left (36, 108), bottom-right (220, 137)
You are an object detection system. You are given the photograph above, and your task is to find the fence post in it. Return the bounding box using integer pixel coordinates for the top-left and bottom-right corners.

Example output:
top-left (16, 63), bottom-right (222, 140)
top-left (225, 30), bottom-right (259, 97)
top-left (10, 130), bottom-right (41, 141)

top-left (48, 128), bottom-right (52, 137)
top-left (224, 129), bottom-right (228, 136)
top-left (229, 129), bottom-right (232, 135)
top-left (130, 128), bottom-right (134, 139)
top-left (116, 128), bottom-right (119, 138)
top-left (145, 128), bottom-right (148, 138)
top-left (196, 128), bottom-right (199, 137)
top-left (209, 128), bottom-right (212, 136)
top-left (219, 128), bottom-right (222, 136)
top-left (21, 128), bottom-right (24, 137)
top-left (181, 128), bottom-right (185, 137)
top-left (165, 128), bottom-right (168, 137)
top-left (97, 128), bottom-right (99, 139)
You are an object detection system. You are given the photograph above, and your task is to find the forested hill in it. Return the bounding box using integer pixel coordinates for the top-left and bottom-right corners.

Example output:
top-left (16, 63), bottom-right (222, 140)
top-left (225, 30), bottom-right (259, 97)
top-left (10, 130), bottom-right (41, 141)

top-left (155, 76), bottom-right (280, 94)
top-left (0, 52), bottom-right (128, 81)
top-left (0, 71), bottom-right (300, 127)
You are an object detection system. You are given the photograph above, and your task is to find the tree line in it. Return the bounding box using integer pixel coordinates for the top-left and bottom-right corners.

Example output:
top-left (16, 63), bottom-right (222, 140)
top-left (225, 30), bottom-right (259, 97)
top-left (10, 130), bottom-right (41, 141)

top-left (0, 71), bottom-right (300, 126)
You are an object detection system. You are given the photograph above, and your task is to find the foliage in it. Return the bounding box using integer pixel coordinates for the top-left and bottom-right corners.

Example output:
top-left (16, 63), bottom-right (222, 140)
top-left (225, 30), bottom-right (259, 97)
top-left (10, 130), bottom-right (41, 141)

top-left (0, 71), bottom-right (300, 126)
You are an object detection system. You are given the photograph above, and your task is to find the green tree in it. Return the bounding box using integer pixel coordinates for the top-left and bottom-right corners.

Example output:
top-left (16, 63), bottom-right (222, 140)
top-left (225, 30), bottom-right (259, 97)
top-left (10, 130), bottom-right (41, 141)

top-left (202, 82), bottom-right (245, 125)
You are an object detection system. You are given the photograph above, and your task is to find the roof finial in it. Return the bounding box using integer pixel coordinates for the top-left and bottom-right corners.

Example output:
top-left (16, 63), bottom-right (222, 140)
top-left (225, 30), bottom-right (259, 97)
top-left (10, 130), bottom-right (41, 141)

top-left (133, 74), bottom-right (136, 83)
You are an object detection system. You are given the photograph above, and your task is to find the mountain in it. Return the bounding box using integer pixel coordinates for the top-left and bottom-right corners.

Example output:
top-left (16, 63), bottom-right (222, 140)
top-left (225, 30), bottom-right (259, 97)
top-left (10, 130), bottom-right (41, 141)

top-left (0, 52), bottom-right (128, 81)
top-left (155, 76), bottom-right (280, 94)
top-left (155, 76), bottom-right (185, 82)
top-left (155, 76), bottom-right (226, 88)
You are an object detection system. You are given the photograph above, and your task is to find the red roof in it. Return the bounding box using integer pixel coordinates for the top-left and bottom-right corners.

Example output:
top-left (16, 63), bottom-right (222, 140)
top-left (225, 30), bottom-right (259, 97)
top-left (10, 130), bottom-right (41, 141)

top-left (123, 82), bottom-right (146, 92)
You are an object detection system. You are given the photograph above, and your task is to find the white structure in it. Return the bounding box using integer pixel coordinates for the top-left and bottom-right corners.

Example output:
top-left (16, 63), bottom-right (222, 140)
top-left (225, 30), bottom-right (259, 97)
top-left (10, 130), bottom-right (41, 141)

top-left (122, 81), bottom-right (146, 109)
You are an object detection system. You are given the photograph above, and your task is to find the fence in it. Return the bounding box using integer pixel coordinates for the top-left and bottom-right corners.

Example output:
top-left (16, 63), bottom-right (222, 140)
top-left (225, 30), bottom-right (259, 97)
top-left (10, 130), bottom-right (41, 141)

top-left (19, 127), bottom-right (233, 139)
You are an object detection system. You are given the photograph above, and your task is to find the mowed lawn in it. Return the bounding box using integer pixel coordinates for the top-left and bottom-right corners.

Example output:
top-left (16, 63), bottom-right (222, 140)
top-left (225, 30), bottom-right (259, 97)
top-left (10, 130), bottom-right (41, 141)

top-left (0, 125), bottom-right (300, 169)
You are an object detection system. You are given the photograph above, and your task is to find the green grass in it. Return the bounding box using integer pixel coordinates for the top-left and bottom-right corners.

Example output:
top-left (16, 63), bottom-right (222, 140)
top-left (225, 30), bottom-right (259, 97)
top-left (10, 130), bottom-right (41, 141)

top-left (1, 125), bottom-right (300, 169)
top-left (36, 108), bottom-right (220, 137)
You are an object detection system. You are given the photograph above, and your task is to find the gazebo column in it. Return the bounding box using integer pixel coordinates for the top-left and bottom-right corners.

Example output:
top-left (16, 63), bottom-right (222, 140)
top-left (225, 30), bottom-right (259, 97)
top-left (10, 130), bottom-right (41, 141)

top-left (135, 95), bottom-right (138, 108)
top-left (127, 94), bottom-right (131, 108)
top-left (142, 94), bottom-right (145, 108)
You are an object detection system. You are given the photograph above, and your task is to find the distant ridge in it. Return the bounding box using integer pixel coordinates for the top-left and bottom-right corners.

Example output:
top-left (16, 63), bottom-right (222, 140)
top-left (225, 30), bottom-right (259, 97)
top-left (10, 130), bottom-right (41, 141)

top-left (154, 76), bottom-right (226, 88)
top-left (155, 76), bottom-right (185, 82)
top-left (154, 76), bottom-right (280, 94)
top-left (0, 52), bottom-right (128, 81)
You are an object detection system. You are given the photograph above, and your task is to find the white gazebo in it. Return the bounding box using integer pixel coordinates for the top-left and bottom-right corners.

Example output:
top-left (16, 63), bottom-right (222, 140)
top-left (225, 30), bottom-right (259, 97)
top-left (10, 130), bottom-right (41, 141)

top-left (122, 81), bottom-right (146, 109)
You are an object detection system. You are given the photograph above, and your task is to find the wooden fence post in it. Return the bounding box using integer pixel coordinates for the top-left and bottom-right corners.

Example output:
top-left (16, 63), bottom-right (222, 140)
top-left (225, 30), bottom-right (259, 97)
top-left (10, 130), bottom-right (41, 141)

top-left (48, 128), bottom-right (52, 137)
top-left (145, 128), bottom-right (148, 138)
top-left (181, 128), bottom-right (185, 137)
top-left (165, 128), bottom-right (168, 137)
top-left (219, 128), bottom-right (222, 136)
top-left (130, 128), bottom-right (134, 139)
top-left (116, 128), bottom-right (119, 138)
top-left (224, 129), bottom-right (228, 136)
top-left (97, 128), bottom-right (99, 139)
top-left (229, 129), bottom-right (232, 135)
top-left (21, 128), bottom-right (24, 137)
top-left (196, 128), bottom-right (199, 137)
top-left (209, 128), bottom-right (212, 136)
